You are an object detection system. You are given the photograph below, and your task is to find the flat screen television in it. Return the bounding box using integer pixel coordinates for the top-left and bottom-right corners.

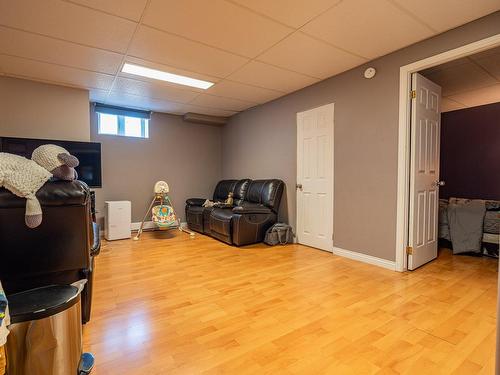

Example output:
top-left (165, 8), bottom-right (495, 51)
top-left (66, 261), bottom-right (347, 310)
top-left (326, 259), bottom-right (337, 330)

top-left (0, 137), bottom-right (102, 188)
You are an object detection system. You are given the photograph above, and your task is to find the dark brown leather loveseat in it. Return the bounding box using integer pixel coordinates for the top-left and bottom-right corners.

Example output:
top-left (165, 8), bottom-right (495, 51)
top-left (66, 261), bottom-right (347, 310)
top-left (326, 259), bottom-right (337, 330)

top-left (0, 180), bottom-right (100, 323)
top-left (185, 179), bottom-right (284, 246)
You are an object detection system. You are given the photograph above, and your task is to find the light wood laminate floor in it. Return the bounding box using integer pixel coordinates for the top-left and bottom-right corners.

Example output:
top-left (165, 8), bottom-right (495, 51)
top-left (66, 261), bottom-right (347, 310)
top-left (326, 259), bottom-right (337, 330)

top-left (83, 231), bottom-right (498, 374)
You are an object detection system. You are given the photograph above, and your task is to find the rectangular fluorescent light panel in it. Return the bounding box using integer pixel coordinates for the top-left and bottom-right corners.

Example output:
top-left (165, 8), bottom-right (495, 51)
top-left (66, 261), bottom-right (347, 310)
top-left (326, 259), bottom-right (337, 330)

top-left (121, 63), bottom-right (214, 89)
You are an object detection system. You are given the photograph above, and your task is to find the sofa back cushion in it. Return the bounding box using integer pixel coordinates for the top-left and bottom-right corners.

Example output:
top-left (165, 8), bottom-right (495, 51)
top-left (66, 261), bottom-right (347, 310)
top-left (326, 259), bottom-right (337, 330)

top-left (245, 179), bottom-right (284, 212)
top-left (233, 179), bottom-right (251, 205)
top-left (0, 181), bottom-right (92, 291)
top-left (213, 180), bottom-right (237, 201)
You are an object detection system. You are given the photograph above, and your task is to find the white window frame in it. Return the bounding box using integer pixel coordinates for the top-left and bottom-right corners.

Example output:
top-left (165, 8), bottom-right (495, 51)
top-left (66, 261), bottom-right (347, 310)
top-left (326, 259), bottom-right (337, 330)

top-left (97, 113), bottom-right (149, 138)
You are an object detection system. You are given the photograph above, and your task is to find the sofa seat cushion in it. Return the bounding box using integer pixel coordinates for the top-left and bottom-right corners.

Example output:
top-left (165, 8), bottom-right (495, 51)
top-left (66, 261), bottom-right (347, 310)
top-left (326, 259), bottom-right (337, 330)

top-left (210, 208), bottom-right (234, 236)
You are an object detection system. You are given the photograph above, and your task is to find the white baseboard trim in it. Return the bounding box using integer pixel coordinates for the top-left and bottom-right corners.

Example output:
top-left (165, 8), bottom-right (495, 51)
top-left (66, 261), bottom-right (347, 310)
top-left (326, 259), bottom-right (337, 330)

top-left (332, 247), bottom-right (396, 271)
top-left (130, 221), bottom-right (188, 231)
top-left (130, 221), bottom-right (156, 231)
top-left (100, 221), bottom-right (155, 237)
top-left (100, 221), bottom-right (189, 237)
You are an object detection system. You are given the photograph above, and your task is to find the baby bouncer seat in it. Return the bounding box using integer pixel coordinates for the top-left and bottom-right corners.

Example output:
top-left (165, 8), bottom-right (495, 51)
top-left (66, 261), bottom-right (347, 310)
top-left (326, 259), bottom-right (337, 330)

top-left (134, 181), bottom-right (194, 240)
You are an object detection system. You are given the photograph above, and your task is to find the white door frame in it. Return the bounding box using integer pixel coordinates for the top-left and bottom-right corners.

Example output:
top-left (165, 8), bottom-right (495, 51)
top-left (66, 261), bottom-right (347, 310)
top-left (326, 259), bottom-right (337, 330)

top-left (395, 33), bottom-right (500, 272)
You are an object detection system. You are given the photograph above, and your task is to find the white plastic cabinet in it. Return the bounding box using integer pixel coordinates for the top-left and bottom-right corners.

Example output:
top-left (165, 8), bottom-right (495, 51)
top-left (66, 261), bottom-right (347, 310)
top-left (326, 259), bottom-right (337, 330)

top-left (104, 201), bottom-right (131, 240)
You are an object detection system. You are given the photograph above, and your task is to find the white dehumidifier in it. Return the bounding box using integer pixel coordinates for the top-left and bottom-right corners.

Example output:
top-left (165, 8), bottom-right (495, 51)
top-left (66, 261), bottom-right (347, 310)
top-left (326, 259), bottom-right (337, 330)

top-left (104, 201), bottom-right (131, 240)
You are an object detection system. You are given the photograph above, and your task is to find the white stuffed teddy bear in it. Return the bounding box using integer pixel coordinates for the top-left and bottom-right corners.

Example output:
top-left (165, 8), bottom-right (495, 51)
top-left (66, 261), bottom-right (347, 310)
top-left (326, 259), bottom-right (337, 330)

top-left (0, 144), bottom-right (79, 228)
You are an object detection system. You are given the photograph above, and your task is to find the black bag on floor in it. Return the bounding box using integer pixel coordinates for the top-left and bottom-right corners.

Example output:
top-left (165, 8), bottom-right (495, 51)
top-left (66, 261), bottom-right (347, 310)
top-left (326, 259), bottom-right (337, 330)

top-left (264, 223), bottom-right (294, 245)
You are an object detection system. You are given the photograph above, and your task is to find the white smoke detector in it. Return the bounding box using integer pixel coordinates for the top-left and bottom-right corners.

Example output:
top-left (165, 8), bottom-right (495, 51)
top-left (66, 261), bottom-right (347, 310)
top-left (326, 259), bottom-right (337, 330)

top-left (364, 67), bottom-right (376, 79)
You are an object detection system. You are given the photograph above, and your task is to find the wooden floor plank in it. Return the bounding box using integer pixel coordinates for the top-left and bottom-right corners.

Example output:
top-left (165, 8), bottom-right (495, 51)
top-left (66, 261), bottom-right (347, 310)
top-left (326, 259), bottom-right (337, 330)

top-left (83, 231), bottom-right (498, 374)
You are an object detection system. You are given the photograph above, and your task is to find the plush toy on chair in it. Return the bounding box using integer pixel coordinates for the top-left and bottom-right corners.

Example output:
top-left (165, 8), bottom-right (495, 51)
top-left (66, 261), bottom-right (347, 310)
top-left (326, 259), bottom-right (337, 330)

top-left (0, 144), bottom-right (79, 228)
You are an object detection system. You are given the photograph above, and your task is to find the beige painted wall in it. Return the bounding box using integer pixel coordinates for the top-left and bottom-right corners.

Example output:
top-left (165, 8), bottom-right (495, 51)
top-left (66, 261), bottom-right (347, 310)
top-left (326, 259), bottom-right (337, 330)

top-left (222, 12), bottom-right (500, 262)
top-left (0, 76), bottom-right (90, 141)
top-left (90, 107), bottom-right (222, 224)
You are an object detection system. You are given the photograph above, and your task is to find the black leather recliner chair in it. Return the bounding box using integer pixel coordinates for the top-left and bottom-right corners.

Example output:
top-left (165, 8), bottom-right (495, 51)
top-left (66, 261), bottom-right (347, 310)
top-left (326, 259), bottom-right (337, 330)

top-left (0, 180), bottom-right (100, 323)
top-left (186, 179), bottom-right (284, 246)
top-left (185, 179), bottom-right (251, 234)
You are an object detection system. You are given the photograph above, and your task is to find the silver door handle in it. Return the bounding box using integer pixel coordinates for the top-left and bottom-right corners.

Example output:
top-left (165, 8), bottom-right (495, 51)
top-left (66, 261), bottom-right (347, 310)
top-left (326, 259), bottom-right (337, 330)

top-left (435, 180), bottom-right (445, 187)
top-left (296, 183), bottom-right (303, 190)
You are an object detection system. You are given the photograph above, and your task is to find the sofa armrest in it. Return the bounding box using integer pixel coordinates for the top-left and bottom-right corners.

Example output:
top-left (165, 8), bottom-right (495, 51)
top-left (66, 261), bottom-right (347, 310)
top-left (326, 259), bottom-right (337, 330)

top-left (232, 204), bottom-right (271, 214)
top-left (186, 198), bottom-right (206, 206)
top-left (231, 210), bottom-right (277, 246)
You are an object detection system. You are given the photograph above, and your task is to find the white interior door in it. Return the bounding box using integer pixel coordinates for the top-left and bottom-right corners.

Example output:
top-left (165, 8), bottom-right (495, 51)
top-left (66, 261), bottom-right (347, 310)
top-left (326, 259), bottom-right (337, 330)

top-left (296, 103), bottom-right (334, 252)
top-left (408, 73), bottom-right (442, 270)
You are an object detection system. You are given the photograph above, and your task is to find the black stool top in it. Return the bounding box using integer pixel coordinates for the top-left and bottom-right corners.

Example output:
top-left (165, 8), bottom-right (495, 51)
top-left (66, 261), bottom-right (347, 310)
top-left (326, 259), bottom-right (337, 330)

top-left (7, 284), bottom-right (80, 324)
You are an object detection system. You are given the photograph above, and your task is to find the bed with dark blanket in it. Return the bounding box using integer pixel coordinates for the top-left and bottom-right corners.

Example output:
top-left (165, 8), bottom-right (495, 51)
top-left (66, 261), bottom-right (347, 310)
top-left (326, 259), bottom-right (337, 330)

top-left (439, 198), bottom-right (500, 257)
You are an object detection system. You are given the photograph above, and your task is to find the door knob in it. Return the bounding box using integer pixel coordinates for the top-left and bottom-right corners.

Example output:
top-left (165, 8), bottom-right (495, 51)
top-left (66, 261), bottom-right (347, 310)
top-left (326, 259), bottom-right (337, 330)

top-left (296, 183), bottom-right (303, 190)
top-left (435, 180), bottom-right (445, 187)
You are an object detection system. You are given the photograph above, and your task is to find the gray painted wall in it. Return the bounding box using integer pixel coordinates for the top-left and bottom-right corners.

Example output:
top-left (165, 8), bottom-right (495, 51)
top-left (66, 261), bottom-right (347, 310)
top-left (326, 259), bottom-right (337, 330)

top-left (222, 12), bottom-right (500, 262)
top-left (0, 76), bottom-right (90, 141)
top-left (90, 107), bottom-right (222, 225)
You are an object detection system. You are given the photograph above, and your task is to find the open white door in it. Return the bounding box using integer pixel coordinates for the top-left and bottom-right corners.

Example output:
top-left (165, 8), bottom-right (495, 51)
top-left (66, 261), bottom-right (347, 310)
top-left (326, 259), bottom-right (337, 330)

top-left (296, 103), bottom-right (334, 252)
top-left (408, 73), bottom-right (442, 270)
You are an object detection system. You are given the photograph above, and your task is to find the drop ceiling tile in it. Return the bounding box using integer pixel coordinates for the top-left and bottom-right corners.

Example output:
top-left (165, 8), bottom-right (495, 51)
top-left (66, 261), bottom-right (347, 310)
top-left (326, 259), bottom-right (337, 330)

top-left (441, 97), bottom-right (466, 112)
top-left (189, 94), bottom-right (256, 111)
top-left (128, 26), bottom-right (248, 78)
top-left (425, 60), bottom-right (497, 96)
top-left (143, 0), bottom-right (292, 58)
top-left (471, 50), bottom-right (500, 81)
top-left (106, 91), bottom-right (185, 113)
top-left (158, 104), bottom-right (202, 116)
top-left (420, 56), bottom-right (469, 75)
top-left (0, 26), bottom-right (123, 75)
top-left (228, 61), bottom-right (318, 92)
top-left (231, 0), bottom-right (341, 28)
top-left (448, 84), bottom-right (500, 108)
top-left (0, 0), bottom-right (136, 53)
top-left (392, 0), bottom-right (500, 32)
top-left (257, 32), bottom-right (366, 79)
top-left (468, 45), bottom-right (500, 61)
top-left (105, 91), bottom-right (238, 117)
top-left (207, 80), bottom-right (284, 103)
top-left (113, 77), bottom-right (199, 104)
top-left (301, 0), bottom-right (434, 59)
top-left (67, 0), bottom-right (148, 21)
top-left (0, 54), bottom-right (114, 90)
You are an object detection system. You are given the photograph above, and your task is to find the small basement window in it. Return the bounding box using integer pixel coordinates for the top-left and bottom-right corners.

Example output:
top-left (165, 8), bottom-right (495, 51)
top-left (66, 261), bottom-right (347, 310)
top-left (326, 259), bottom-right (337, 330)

top-left (95, 103), bottom-right (150, 138)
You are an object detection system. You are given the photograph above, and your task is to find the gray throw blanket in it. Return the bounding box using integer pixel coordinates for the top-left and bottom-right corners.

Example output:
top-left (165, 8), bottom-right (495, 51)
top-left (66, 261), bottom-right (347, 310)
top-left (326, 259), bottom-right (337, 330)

top-left (447, 198), bottom-right (486, 254)
top-left (439, 199), bottom-right (451, 241)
